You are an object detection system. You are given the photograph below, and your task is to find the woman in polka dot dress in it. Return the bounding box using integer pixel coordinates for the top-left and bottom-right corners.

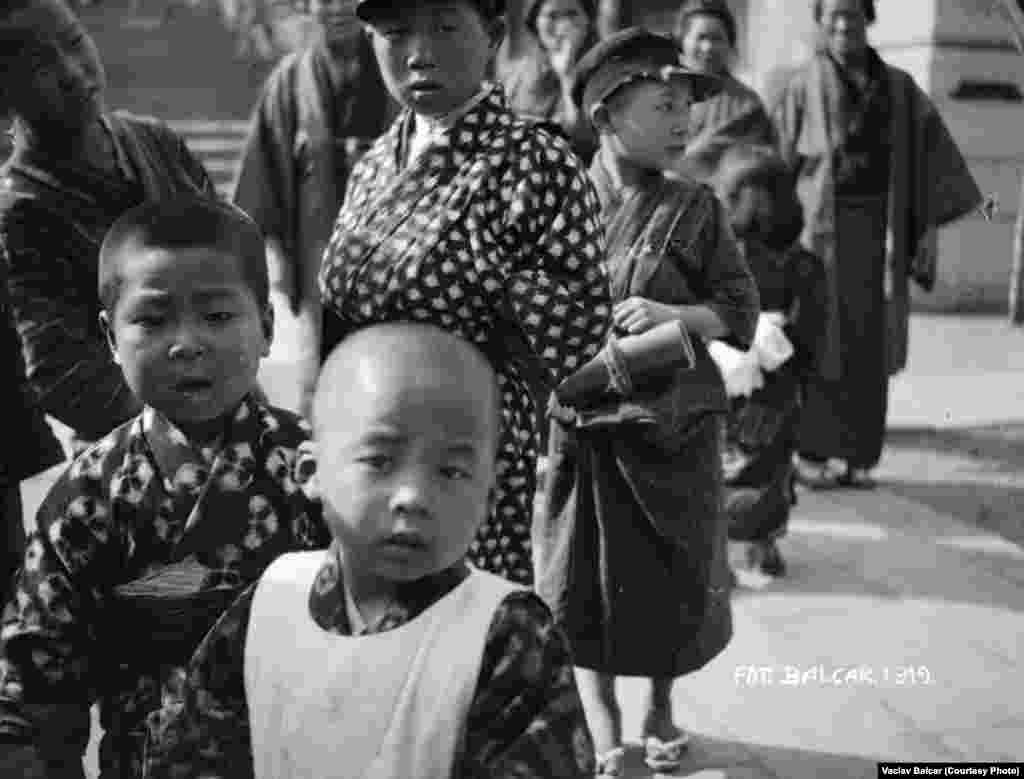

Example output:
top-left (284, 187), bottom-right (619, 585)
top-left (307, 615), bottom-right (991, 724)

top-left (318, 0), bottom-right (611, 584)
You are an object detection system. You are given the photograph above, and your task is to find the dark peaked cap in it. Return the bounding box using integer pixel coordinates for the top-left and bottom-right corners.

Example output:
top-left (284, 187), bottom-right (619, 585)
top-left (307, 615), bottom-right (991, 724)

top-left (571, 27), bottom-right (722, 114)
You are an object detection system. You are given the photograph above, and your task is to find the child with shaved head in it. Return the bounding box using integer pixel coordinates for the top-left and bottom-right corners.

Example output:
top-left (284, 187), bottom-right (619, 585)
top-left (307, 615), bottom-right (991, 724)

top-left (145, 322), bottom-right (595, 779)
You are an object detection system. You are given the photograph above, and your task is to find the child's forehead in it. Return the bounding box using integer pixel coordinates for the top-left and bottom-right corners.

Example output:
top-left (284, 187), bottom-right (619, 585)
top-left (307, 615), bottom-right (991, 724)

top-left (115, 245), bottom-right (252, 296)
top-left (317, 362), bottom-right (497, 441)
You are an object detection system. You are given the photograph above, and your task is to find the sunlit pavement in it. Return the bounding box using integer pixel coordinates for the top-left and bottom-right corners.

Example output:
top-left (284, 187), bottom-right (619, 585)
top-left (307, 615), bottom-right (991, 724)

top-left (21, 311), bottom-right (1021, 778)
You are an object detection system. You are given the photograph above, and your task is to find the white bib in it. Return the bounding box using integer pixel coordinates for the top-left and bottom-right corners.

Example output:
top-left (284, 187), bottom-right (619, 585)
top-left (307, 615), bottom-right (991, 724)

top-left (244, 552), bottom-right (521, 779)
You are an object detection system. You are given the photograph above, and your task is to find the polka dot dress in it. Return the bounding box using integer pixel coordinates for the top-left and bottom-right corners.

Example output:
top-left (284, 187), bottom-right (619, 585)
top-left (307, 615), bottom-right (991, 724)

top-left (320, 85), bottom-right (611, 584)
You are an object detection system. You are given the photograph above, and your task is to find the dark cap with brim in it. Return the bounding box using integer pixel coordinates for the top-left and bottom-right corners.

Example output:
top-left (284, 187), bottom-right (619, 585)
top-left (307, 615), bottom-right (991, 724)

top-left (356, 0), bottom-right (506, 22)
top-left (571, 27), bottom-right (721, 115)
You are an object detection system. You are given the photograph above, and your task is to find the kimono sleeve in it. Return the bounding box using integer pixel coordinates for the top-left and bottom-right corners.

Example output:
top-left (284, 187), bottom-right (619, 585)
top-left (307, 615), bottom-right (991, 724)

top-left (693, 192), bottom-right (760, 348)
top-left (0, 208), bottom-right (142, 439)
top-left (459, 591), bottom-right (594, 779)
top-left (770, 74), bottom-right (806, 172)
top-left (233, 59), bottom-right (298, 256)
top-left (0, 448), bottom-right (129, 773)
top-left (144, 584), bottom-right (256, 779)
top-left (502, 132), bottom-right (612, 387)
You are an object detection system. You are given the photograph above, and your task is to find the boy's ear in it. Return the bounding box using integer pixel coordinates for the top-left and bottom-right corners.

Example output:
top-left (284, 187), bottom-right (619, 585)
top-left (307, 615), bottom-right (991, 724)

top-left (260, 302), bottom-right (275, 357)
top-left (98, 311), bottom-right (120, 365)
top-left (486, 17), bottom-right (507, 53)
top-left (589, 102), bottom-right (614, 134)
top-left (295, 439), bottom-right (320, 499)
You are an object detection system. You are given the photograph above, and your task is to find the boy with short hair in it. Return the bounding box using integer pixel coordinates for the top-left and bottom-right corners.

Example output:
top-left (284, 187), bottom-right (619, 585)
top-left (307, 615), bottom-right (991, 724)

top-left (144, 323), bottom-right (595, 779)
top-left (0, 197), bottom-right (330, 778)
top-left (538, 28), bottom-right (759, 774)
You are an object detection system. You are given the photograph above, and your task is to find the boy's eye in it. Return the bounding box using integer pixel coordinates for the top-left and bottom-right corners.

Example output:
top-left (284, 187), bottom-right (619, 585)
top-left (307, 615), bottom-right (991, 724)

top-left (131, 313), bottom-right (166, 328)
top-left (205, 311), bottom-right (235, 324)
top-left (357, 454), bottom-right (393, 472)
top-left (440, 465), bottom-right (472, 481)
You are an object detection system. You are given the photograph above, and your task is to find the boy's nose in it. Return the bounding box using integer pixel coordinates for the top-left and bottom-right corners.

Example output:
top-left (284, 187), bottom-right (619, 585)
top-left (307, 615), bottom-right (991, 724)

top-left (388, 471), bottom-right (435, 517)
top-left (167, 331), bottom-right (206, 360)
top-left (407, 36), bottom-right (437, 68)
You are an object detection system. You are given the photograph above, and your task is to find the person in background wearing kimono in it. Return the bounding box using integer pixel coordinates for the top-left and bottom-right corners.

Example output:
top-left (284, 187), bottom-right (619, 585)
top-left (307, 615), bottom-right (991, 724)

top-left (773, 0), bottom-right (983, 489)
top-left (0, 198), bottom-right (330, 779)
top-left (501, 0), bottom-right (599, 163)
top-left (673, 0), bottom-right (776, 180)
top-left (318, 0), bottom-right (612, 586)
top-left (536, 29), bottom-right (759, 775)
top-left (709, 144), bottom-right (828, 578)
top-left (0, 0), bottom-right (216, 458)
top-left (0, 251), bottom-right (64, 610)
top-left (145, 323), bottom-right (596, 779)
top-left (233, 0), bottom-right (396, 417)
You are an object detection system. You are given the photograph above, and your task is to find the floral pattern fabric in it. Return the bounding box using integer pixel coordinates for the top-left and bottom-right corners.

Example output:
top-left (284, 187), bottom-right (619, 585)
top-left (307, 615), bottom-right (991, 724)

top-left (0, 397), bottom-right (329, 778)
top-left (319, 84), bottom-right (612, 584)
top-left (144, 549), bottom-right (595, 779)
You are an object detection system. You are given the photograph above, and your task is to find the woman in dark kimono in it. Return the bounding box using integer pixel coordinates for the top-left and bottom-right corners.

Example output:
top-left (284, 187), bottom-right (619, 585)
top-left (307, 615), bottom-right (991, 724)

top-left (0, 0), bottom-right (214, 453)
top-left (233, 0), bottom-right (397, 416)
top-left (500, 0), bottom-right (599, 162)
top-left (710, 145), bottom-right (828, 577)
top-left (318, 0), bottom-right (612, 585)
top-left (536, 29), bottom-right (758, 775)
top-left (673, 0), bottom-right (776, 180)
top-left (772, 0), bottom-right (982, 488)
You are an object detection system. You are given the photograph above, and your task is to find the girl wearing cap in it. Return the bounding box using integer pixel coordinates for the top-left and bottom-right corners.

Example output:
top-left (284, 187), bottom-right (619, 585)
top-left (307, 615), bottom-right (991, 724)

top-left (318, 0), bottom-right (612, 586)
top-left (536, 27), bottom-right (759, 775)
top-left (501, 0), bottom-right (599, 162)
top-left (673, 0), bottom-right (776, 180)
top-left (773, 0), bottom-right (982, 489)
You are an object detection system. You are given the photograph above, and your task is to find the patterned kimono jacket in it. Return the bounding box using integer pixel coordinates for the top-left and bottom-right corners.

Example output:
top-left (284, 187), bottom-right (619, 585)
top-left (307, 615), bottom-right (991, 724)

top-left (233, 36), bottom-right (396, 309)
top-left (681, 72), bottom-right (777, 180)
top-left (143, 549), bottom-right (595, 779)
top-left (537, 161), bottom-right (758, 677)
top-left (0, 397), bottom-right (330, 779)
top-left (319, 84), bottom-right (611, 585)
top-left (723, 240), bottom-right (828, 542)
top-left (0, 112), bottom-right (214, 447)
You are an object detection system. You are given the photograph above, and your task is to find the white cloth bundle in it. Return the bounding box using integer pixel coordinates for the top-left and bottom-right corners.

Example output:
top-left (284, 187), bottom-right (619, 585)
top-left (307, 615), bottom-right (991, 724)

top-left (708, 313), bottom-right (794, 398)
top-left (752, 312), bottom-right (794, 372)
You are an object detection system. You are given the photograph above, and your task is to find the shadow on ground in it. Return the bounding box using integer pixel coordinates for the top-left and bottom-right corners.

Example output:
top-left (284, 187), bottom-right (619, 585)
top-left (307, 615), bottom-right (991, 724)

top-left (883, 423), bottom-right (1024, 548)
top-left (607, 733), bottom-right (879, 778)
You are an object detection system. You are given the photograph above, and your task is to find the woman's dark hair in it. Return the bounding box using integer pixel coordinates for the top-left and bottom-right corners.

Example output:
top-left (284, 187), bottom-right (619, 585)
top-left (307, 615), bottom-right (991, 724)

top-left (812, 0), bottom-right (876, 25)
top-left (523, 0), bottom-right (597, 37)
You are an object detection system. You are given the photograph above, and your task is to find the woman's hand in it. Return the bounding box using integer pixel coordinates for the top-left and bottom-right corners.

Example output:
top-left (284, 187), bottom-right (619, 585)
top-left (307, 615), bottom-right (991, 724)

top-left (612, 297), bottom-right (679, 334)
